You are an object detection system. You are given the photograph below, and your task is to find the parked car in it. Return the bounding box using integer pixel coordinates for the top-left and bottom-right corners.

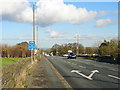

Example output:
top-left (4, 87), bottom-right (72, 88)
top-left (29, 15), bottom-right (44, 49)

top-left (68, 53), bottom-right (76, 59)
top-left (63, 54), bottom-right (68, 57)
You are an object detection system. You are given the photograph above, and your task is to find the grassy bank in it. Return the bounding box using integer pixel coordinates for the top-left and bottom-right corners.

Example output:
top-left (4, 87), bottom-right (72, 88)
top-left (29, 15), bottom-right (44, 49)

top-left (2, 57), bottom-right (31, 88)
top-left (1, 58), bottom-right (22, 66)
top-left (77, 57), bottom-right (119, 64)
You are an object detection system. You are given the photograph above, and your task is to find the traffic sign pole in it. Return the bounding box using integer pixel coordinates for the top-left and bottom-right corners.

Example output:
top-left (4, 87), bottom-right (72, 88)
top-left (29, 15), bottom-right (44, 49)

top-left (31, 50), bottom-right (33, 64)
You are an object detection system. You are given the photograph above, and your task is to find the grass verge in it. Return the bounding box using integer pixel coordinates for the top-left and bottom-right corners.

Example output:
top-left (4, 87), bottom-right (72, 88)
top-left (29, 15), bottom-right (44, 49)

top-left (1, 58), bottom-right (22, 66)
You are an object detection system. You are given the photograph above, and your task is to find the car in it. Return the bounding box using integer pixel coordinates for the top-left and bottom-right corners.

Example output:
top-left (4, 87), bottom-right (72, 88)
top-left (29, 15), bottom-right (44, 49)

top-left (44, 54), bottom-right (50, 56)
top-left (63, 54), bottom-right (68, 57)
top-left (67, 53), bottom-right (76, 59)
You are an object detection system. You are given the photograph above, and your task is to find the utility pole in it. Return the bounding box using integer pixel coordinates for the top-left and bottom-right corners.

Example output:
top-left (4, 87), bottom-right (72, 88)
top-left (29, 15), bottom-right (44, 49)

top-left (35, 26), bottom-right (39, 58)
top-left (76, 34), bottom-right (79, 55)
top-left (33, 2), bottom-right (35, 62)
top-left (35, 26), bottom-right (38, 49)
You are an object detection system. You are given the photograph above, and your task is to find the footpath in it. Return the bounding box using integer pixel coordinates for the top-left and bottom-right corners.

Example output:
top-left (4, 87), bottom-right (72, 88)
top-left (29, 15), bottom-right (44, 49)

top-left (27, 56), bottom-right (71, 88)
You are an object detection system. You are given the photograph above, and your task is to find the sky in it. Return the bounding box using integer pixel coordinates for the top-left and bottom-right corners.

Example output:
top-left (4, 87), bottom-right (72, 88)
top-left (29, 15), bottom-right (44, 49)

top-left (0, 0), bottom-right (118, 49)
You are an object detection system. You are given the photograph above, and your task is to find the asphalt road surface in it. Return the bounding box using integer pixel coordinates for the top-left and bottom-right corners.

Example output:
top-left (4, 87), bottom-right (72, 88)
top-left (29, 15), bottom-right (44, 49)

top-left (46, 56), bottom-right (120, 88)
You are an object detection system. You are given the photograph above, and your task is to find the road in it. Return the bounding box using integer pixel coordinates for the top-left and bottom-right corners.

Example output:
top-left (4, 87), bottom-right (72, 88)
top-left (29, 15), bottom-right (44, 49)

top-left (46, 56), bottom-right (120, 88)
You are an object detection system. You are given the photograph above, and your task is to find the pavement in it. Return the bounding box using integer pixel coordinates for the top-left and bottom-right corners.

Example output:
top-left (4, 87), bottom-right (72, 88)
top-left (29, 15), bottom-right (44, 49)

top-left (46, 56), bottom-right (120, 88)
top-left (27, 56), bottom-right (71, 88)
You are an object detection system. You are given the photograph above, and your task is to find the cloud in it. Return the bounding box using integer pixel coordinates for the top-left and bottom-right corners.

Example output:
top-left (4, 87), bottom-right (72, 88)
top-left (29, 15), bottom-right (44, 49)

top-left (45, 29), bottom-right (63, 38)
top-left (0, 0), bottom-right (109, 27)
top-left (97, 11), bottom-right (109, 17)
top-left (95, 19), bottom-right (117, 27)
top-left (0, 0), bottom-right (32, 23)
top-left (35, 0), bottom-right (109, 26)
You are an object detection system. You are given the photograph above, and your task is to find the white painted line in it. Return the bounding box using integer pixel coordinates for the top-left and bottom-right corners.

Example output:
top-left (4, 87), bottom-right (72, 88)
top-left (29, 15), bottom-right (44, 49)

top-left (71, 70), bottom-right (92, 80)
top-left (71, 63), bottom-right (76, 65)
top-left (71, 70), bottom-right (99, 80)
top-left (108, 75), bottom-right (120, 80)
top-left (88, 70), bottom-right (99, 78)
top-left (79, 65), bottom-right (86, 68)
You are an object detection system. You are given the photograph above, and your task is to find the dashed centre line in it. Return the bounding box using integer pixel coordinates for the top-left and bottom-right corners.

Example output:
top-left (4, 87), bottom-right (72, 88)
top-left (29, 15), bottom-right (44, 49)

top-left (108, 75), bottom-right (120, 80)
top-left (67, 61), bottom-right (86, 69)
top-left (79, 65), bottom-right (86, 68)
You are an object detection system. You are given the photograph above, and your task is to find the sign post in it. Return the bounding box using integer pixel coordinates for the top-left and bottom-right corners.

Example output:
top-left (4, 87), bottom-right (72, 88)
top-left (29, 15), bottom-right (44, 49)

top-left (29, 41), bottom-right (35, 64)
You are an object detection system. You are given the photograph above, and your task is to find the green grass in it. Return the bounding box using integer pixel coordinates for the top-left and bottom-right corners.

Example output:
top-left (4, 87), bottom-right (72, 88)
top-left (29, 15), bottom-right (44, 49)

top-left (0, 58), bottom-right (22, 66)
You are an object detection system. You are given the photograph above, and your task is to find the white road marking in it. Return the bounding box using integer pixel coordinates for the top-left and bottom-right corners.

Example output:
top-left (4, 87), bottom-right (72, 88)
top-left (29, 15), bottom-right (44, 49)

top-left (79, 65), bottom-right (86, 68)
top-left (88, 70), bottom-right (99, 78)
top-left (71, 63), bottom-right (77, 65)
top-left (108, 75), bottom-right (120, 80)
top-left (71, 70), bottom-right (99, 80)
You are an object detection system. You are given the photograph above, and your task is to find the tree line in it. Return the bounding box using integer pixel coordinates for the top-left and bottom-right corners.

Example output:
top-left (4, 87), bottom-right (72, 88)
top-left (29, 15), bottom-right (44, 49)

top-left (1, 42), bottom-right (31, 58)
top-left (1, 39), bottom-right (119, 61)
top-left (44, 39), bottom-right (119, 60)
top-left (49, 43), bottom-right (98, 56)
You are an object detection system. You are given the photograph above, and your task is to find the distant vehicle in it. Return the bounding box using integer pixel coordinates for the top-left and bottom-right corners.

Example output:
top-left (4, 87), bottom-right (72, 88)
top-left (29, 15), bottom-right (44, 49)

top-left (68, 50), bottom-right (72, 53)
top-left (63, 54), bottom-right (68, 57)
top-left (45, 54), bottom-right (50, 56)
top-left (68, 53), bottom-right (76, 59)
top-left (92, 54), bottom-right (99, 56)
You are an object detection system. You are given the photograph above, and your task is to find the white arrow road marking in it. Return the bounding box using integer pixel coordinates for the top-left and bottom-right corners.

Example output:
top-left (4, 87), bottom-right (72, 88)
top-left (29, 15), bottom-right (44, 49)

top-left (108, 75), bottom-right (120, 80)
top-left (88, 70), bottom-right (99, 79)
top-left (71, 70), bottom-right (99, 80)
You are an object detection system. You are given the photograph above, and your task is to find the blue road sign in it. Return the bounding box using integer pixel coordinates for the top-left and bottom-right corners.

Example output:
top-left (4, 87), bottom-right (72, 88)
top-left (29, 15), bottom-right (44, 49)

top-left (29, 41), bottom-right (35, 50)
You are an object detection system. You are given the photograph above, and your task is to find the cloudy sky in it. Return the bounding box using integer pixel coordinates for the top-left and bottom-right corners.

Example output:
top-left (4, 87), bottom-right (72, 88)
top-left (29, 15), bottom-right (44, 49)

top-left (0, 0), bottom-right (118, 49)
